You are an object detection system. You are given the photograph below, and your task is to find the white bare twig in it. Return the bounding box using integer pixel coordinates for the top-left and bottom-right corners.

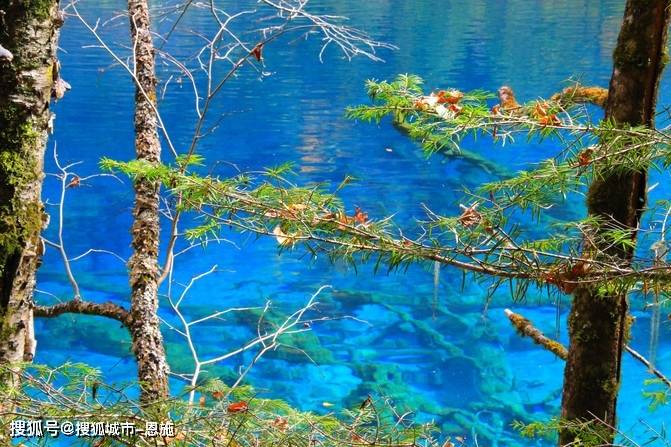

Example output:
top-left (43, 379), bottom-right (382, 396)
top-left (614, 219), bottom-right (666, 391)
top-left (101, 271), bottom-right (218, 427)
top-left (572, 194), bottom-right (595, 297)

top-left (40, 145), bottom-right (126, 305)
top-left (164, 280), bottom-right (331, 405)
top-left (68, 1), bottom-right (179, 158)
top-left (69, 249), bottom-right (127, 264)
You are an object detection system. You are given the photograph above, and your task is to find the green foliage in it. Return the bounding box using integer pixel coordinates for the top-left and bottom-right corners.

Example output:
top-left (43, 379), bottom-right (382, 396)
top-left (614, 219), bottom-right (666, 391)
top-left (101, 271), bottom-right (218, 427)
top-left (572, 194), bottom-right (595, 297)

top-left (1, 363), bottom-right (442, 447)
top-left (643, 378), bottom-right (671, 410)
top-left (513, 417), bottom-right (615, 447)
top-left (100, 142), bottom-right (671, 302)
top-left (514, 414), bottom-right (671, 447)
top-left (100, 74), bottom-right (671, 316)
top-left (347, 75), bottom-right (495, 155)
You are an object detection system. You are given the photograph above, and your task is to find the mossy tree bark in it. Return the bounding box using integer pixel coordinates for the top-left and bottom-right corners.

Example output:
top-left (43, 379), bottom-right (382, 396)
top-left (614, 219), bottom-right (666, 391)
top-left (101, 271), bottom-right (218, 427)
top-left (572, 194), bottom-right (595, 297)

top-left (127, 0), bottom-right (170, 404)
top-left (0, 0), bottom-right (60, 381)
top-left (559, 1), bottom-right (670, 445)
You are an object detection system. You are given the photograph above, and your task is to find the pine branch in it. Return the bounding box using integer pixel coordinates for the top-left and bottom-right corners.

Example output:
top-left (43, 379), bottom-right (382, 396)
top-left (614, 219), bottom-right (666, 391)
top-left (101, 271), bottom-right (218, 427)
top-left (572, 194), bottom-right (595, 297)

top-left (101, 156), bottom-right (671, 292)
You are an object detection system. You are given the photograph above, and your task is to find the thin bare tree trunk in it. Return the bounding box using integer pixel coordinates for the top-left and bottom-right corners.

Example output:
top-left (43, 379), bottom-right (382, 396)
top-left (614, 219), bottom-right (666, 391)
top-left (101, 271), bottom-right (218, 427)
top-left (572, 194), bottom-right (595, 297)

top-left (560, 1), bottom-right (670, 445)
top-left (127, 0), bottom-right (170, 403)
top-left (0, 0), bottom-right (60, 379)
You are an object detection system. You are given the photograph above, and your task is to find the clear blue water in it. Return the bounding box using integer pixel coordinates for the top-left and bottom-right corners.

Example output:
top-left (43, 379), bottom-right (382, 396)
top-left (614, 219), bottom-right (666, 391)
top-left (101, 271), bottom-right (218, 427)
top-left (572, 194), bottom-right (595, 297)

top-left (33, 1), bottom-right (670, 445)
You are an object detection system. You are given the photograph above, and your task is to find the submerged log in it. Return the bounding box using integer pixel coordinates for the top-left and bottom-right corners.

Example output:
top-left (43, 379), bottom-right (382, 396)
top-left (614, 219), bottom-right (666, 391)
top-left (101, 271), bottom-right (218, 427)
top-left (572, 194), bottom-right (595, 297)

top-left (392, 114), bottom-right (512, 179)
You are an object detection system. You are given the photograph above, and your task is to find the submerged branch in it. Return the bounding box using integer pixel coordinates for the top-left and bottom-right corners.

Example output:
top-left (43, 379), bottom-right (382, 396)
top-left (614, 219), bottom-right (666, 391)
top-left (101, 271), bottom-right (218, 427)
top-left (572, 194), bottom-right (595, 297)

top-left (392, 116), bottom-right (512, 178)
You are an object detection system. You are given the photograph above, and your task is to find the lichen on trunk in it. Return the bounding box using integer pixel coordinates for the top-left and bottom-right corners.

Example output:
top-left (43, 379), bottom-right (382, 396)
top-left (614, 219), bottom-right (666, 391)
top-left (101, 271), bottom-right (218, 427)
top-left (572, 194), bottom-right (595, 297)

top-left (126, 0), bottom-right (170, 404)
top-left (0, 0), bottom-right (60, 381)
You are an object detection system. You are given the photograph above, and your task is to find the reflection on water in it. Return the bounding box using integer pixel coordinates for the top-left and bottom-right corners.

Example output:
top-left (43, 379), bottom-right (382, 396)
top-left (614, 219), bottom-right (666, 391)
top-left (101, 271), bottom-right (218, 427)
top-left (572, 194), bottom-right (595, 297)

top-left (35, 1), bottom-right (670, 445)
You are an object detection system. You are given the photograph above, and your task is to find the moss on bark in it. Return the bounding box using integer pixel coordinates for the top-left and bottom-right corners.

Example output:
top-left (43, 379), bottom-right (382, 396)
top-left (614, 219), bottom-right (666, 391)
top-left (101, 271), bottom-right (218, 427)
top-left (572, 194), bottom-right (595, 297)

top-left (0, 2), bottom-right (59, 425)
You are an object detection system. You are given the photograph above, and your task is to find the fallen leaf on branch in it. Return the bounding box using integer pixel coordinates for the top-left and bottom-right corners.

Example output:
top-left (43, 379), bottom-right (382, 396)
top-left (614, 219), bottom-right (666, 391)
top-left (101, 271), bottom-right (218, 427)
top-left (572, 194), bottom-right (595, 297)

top-left (533, 102), bottom-right (561, 124)
top-left (67, 175), bottom-right (80, 188)
top-left (414, 98), bottom-right (429, 110)
top-left (449, 103), bottom-right (463, 114)
top-left (354, 207), bottom-right (369, 225)
top-left (436, 89), bottom-right (464, 104)
top-left (538, 114), bottom-right (560, 126)
top-left (458, 203), bottom-right (481, 227)
top-left (227, 401), bottom-right (249, 413)
top-left (271, 416), bottom-right (288, 432)
top-left (577, 148), bottom-right (594, 166)
top-left (273, 225), bottom-right (296, 247)
top-left (414, 94), bottom-right (439, 109)
top-left (497, 86), bottom-right (521, 111)
top-left (333, 212), bottom-right (355, 230)
top-left (286, 203), bottom-right (308, 216)
top-left (264, 209), bottom-right (281, 218)
top-left (251, 43), bottom-right (263, 61)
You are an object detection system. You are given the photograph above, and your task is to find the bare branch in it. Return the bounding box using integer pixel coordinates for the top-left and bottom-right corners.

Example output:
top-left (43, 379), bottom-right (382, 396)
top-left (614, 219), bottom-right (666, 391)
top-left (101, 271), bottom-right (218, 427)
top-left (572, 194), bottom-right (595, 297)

top-left (34, 300), bottom-right (132, 327)
top-left (504, 308), bottom-right (671, 389)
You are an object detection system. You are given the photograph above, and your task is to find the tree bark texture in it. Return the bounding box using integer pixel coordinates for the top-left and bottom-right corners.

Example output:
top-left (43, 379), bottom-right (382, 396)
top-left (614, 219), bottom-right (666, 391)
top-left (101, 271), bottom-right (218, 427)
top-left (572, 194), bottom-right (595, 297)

top-left (127, 0), bottom-right (170, 403)
top-left (560, 1), bottom-right (670, 445)
top-left (0, 0), bottom-right (60, 378)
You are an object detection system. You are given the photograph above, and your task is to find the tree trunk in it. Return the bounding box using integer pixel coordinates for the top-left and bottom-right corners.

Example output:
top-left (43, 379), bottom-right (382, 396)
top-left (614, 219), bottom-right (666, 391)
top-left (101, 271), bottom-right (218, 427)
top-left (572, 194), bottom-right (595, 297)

top-left (0, 0), bottom-right (60, 380)
top-left (560, 1), bottom-right (670, 445)
top-left (127, 0), bottom-right (170, 403)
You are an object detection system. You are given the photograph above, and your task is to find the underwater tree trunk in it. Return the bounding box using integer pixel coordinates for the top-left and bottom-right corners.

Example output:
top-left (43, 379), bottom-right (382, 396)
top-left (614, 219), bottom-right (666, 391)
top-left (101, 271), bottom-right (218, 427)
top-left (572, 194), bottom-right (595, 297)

top-left (559, 1), bottom-right (670, 445)
top-left (127, 0), bottom-right (170, 403)
top-left (0, 0), bottom-right (60, 381)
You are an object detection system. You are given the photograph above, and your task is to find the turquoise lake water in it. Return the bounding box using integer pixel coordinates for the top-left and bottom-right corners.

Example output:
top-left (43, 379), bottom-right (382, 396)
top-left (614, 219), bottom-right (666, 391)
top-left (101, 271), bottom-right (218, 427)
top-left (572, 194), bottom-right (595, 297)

top-left (33, 1), bottom-right (671, 445)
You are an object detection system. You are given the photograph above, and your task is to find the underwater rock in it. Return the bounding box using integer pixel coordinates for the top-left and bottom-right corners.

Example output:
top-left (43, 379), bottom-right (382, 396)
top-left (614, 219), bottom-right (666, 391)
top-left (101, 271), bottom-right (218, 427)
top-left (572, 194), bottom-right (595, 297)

top-left (330, 289), bottom-right (377, 309)
top-left (382, 303), bottom-right (465, 357)
top-left (430, 357), bottom-right (481, 398)
top-left (265, 331), bottom-right (336, 364)
top-left (247, 362), bottom-right (361, 411)
top-left (350, 348), bottom-right (378, 363)
top-left (36, 315), bottom-right (131, 359)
